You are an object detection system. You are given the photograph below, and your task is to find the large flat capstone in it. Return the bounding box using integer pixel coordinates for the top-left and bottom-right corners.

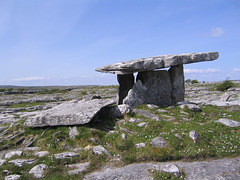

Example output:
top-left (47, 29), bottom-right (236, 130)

top-left (96, 52), bottom-right (219, 74)
top-left (25, 99), bottom-right (115, 127)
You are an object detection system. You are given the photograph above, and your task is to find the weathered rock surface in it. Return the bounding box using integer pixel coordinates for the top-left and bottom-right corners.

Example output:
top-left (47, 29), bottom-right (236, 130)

top-left (67, 162), bottom-right (90, 175)
top-left (217, 118), bottom-right (240, 127)
top-left (150, 137), bottom-right (167, 148)
top-left (29, 164), bottom-right (48, 178)
top-left (169, 65), bottom-right (185, 104)
top-left (9, 159), bottom-right (37, 167)
top-left (96, 52), bottom-right (219, 74)
top-left (25, 99), bottom-right (115, 127)
top-left (54, 152), bottom-right (79, 159)
top-left (84, 157), bottom-right (240, 180)
top-left (137, 70), bottom-right (173, 106)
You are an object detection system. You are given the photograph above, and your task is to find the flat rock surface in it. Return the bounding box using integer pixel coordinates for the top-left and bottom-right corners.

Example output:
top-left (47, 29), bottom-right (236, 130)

top-left (25, 99), bottom-right (115, 127)
top-left (217, 118), bottom-right (240, 127)
top-left (84, 157), bottom-right (240, 180)
top-left (96, 52), bottom-right (219, 74)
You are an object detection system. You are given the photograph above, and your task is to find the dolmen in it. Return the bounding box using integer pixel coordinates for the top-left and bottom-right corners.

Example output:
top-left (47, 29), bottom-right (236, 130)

top-left (96, 52), bottom-right (219, 108)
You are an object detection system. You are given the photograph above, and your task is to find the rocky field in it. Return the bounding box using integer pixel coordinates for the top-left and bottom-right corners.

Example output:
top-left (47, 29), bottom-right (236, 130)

top-left (0, 81), bottom-right (239, 180)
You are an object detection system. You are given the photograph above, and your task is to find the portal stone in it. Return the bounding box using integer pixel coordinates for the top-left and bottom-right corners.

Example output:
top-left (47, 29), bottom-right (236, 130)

top-left (117, 74), bottom-right (134, 104)
top-left (137, 70), bottom-right (172, 106)
top-left (169, 65), bottom-right (185, 104)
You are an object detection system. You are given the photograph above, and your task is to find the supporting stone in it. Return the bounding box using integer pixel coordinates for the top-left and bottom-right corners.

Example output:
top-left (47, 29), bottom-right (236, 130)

top-left (137, 70), bottom-right (172, 106)
top-left (117, 74), bottom-right (134, 104)
top-left (169, 65), bottom-right (185, 104)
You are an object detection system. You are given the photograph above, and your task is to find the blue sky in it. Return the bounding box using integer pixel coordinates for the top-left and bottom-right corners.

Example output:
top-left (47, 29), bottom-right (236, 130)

top-left (0, 0), bottom-right (239, 86)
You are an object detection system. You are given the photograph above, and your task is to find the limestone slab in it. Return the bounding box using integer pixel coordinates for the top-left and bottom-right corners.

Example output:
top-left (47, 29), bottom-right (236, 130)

top-left (137, 70), bottom-right (172, 106)
top-left (25, 99), bottom-right (115, 127)
top-left (96, 52), bottom-right (219, 74)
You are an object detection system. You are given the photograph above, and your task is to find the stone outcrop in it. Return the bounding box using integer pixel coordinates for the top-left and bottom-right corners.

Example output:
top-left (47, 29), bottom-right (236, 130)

top-left (25, 99), bottom-right (115, 127)
top-left (96, 52), bottom-right (219, 74)
top-left (96, 52), bottom-right (219, 107)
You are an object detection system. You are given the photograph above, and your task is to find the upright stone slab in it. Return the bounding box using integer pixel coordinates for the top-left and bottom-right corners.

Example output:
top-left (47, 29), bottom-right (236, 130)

top-left (137, 70), bottom-right (172, 106)
top-left (169, 65), bottom-right (185, 104)
top-left (117, 74), bottom-right (134, 104)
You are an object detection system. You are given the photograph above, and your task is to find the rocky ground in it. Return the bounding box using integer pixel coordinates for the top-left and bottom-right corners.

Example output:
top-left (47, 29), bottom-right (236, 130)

top-left (0, 81), bottom-right (239, 179)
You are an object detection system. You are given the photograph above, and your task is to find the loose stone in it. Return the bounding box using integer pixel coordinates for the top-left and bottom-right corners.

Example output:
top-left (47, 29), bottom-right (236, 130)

top-left (189, 130), bottom-right (199, 143)
top-left (4, 175), bottom-right (21, 180)
top-left (150, 137), bottom-right (167, 148)
top-left (29, 164), bottom-right (48, 178)
top-left (54, 152), bottom-right (80, 159)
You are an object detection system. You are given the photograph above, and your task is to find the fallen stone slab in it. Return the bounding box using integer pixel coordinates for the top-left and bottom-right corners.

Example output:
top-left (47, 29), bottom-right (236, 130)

top-left (217, 118), bottom-right (240, 127)
top-left (8, 159), bottom-right (37, 167)
top-left (29, 164), bottom-right (48, 178)
top-left (67, 162), bottom-right (90, 175)
top-left (25, 99), bottom-right (115, 127)
top-left (96, 52), bottom-right (219, 74)
top-left (54, 152), bottom-right (80, 159)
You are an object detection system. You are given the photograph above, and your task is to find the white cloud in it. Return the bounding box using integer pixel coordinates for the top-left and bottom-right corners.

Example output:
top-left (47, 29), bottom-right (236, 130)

top-left (233, 68), bottom-right (240, 72)
top-left (184, 68), bottom-right (220, 73)
top-left (12, 77), bottom-right (50, 82)
top-left (211, 27), bottom-right (225, 37)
